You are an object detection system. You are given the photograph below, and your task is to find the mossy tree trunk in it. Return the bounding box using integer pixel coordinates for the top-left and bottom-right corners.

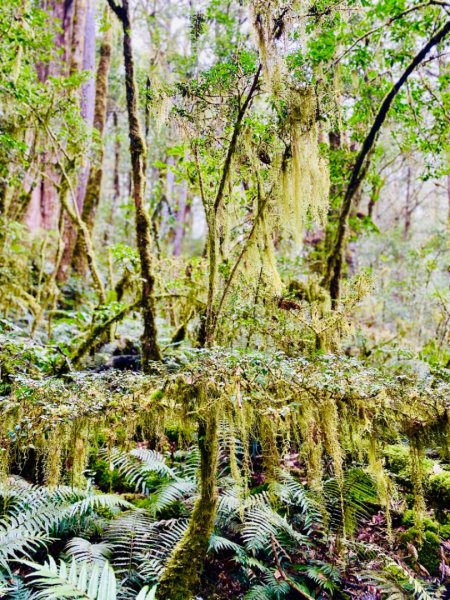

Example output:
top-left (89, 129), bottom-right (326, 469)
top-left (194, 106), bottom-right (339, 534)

top-left (157, 398), bottom-right (219, 600)
top-left (108, 0), bottom-right (162, 368)
top-left (71, 9), bottom-right (113, 274)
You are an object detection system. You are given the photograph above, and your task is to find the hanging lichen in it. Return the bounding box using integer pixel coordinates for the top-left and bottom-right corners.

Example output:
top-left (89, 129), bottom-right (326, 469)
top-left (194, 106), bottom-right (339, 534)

top-left (410, 435), bottom-right (426, 535)
top-left (260, 413), bottom-right (280, 482)
top-left (298, 400), bottom-right (323, 492)
top-left (69, 422), bottom-right (90, 488)
top-left (249, 0), bottom-right (286, 95)
top-left (367, 436), bottom-right (393, 542)
top-left (280, 87), bottom-right (329, 245)
top-left (44, 427), bottom-right (64, 487)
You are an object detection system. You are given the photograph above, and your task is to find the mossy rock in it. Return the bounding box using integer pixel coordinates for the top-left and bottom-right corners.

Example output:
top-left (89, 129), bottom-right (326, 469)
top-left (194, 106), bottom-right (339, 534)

top-left (384, 445), bottom-right (410, 475)
top-left (383, 444), bottom-right (435, 488)
top-left (402, 509), bottom-right (439, 533)
top-left (440, 523), bottom-right (450, 539)
top-left (400, 527), bottom-right (441, 575)
top-left (428, 471), bottom-right (450, 510)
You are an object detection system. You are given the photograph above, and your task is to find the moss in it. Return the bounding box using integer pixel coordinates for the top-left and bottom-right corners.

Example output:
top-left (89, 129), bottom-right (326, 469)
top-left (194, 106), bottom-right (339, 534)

top-left (402, 509), bottom-right (439, 533)
top-left (157, 388), bottom-right (219, 600)
top-left (428, 470), bottom-right (450, 510)
top-left (90, 456), bottom-right (136, 493)
top-left (383, 444), bottom-right (434, 488)
top-left (400, 527), bottom-right (441, 575)
top-left (383, 444), bottom-right (410, 476)
top-left (439, 522), bottom-right (450, 539)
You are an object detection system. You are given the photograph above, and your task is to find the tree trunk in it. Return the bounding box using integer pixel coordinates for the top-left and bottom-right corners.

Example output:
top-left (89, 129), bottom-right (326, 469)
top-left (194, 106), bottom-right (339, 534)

top-left (108, 0), bottom-right (162, 368)
top-left (103, 111), bottom-right (121, 245)
top-left (27, 0), bottom-right (74, 232)
top-left (403, 163), bottom-right (412, 239)
top-left (57, 0), bottom-right (97, 281)
top-left (157, 399), bottom-right (219, 600)
top-left (71, 10), bottom-right (113, 274)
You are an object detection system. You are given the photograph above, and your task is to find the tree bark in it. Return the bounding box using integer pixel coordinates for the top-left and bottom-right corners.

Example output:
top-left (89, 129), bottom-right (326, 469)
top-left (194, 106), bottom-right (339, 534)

top-left (108, 0), bottom-right (162, 368)
top-left (27, 0), bottom-right (74, 232)
top-left (71, 10), bottom-right (113, 274)
top-left (157, 397), bottom-right (219, 600)
top-left (57, 0), bottom-right (97, 281)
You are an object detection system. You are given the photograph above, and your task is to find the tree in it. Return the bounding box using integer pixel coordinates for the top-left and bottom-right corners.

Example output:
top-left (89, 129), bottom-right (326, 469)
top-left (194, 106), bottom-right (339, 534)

top-left (107, 0), bottom-right (161, 368)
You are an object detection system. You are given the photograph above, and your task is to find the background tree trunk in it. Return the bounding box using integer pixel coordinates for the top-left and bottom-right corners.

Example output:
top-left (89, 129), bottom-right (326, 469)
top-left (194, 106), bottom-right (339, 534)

top-left (57, 0), bottom-right (97, 282)
top-left (71, 10), bottom-right (113, 274)
top-left (108, 0), bottom-right (162, 368)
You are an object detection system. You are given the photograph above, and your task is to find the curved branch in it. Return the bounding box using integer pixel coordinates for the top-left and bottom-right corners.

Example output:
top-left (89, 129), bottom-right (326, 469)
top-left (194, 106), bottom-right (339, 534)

top-left (324, 18), bottom-right (450, 301)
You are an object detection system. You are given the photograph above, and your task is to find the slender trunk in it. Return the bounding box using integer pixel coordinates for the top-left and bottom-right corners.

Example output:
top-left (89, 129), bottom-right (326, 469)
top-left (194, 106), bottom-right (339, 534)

top-left (104, 111), bottom-right (121, 245)
top-left (57, 0), bottom-right (97, 281)
top-left (108, 0), bottom-right (162, 368)
top-left (403, 163), bottom-right (412, 239)
top-left (57, 161), bottom-right (106, 305)
top-left (322, 20), bottom-right (450, 302)
top-left (157, 397), bottom-right (219, 600)
top-left (447, 173), bottom-right (450, 226)
top-left (203, 65), bottom-right (261, 346)
top-left (173, 184), bottom-right (189, 256)
top-left (72, 10), bottom-right (113, 274)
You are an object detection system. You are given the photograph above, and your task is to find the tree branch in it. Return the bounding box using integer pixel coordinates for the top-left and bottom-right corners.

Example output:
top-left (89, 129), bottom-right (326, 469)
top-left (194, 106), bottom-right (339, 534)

top-left (324, 18), bottom-right (450, 301)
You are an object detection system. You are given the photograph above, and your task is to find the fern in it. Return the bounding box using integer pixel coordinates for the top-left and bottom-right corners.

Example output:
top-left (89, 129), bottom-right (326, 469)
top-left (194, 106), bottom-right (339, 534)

top-left (65, 538), bottom-right (112, 566)
top-left (135, 585), bottom-right (158, 600)
top-left (150, 479), bottom-right (197, 514)
top-left (23, 557), bottom-right (117, 599)
top-left (208, 533), bottom-right (243, 554)
top-left (355, 542), bottom-right (443, 600)
top-left (275, 473), bottom-right (323, 533)
top-left (241, 506), bottom-right (310, 553)
top-left (0, 576), bottom-right (33, 600)
top-left (104, 510), bottom-right (156, 578)
top-left (105, 448), bottom-right (174, 495)
top-left (323, 468), bottom-right (378, 535)
top-left (138, 519), bottom-right (188, 581)
top-left (0, 484), bottom-right (131, 575)
top-left (294, 561), bottom-right (340, 593)
top-left (362, 560), bottom-right (443, 599)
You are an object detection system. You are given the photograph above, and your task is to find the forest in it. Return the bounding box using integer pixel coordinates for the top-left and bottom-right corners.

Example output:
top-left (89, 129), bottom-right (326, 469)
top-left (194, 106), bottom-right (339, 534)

top-left (0, 0), bottom-right (450, 598)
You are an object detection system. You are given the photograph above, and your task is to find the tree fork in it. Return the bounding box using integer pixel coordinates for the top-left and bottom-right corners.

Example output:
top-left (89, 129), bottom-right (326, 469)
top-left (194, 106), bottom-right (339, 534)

top-left (107, 0), bottom-right (162, 368)
top-left (323, 19), bottom-right (450, 303)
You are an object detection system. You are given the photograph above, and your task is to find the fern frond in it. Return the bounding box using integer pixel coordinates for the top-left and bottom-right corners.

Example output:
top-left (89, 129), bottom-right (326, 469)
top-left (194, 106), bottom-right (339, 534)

top-left (104, 448), bottom-right (173, 495)
top-left (136, 584), bottom-right (158, 600)
top-left (139, 519), bottom-right (188, 581)
top-left (105, 510), bottom-right (155, 577)
top-left (23, 557), bottom-right (117, 599)
top-left (241, 506), bottom-right (310, 553)
top-left (151, 480), bottom-right (196, 514)
top-left (0, 525), bottom-right (50, 573)
top-left (65, 538), bottom-right (111, 566)
top-left (208, 534), bottom-right (243, 554)
top-left (276, 473), bottom-right (323, 532)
